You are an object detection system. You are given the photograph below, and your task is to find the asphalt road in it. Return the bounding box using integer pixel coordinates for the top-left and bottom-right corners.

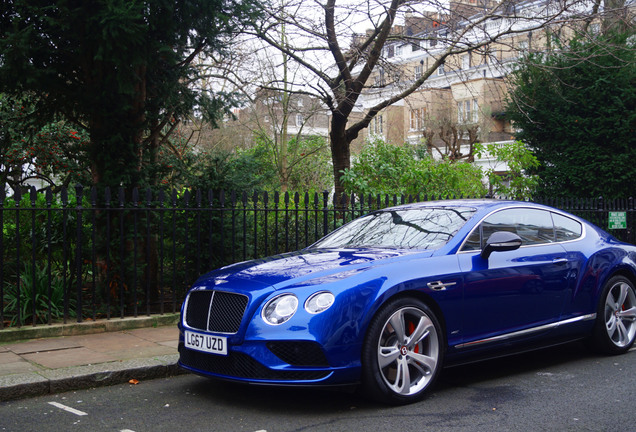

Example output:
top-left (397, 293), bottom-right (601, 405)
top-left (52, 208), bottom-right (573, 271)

top-left (1, 341), bottom-right (634, 432)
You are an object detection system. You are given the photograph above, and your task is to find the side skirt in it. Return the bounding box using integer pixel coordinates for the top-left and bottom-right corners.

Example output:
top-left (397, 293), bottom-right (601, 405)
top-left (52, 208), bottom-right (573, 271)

top-left (455, 314), bottom-right (597, 349)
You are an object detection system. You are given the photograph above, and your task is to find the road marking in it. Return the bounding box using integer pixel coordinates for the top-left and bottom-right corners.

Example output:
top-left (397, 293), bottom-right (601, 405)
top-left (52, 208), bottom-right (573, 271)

top-left (48, 402), bottom-right (88, 416)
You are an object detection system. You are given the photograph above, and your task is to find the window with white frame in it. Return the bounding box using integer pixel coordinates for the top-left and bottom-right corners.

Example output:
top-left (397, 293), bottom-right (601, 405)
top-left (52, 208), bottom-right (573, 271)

top-left (410, 108), bottom-right (424, 130)
top-left (437, 63), bottom-right (445, 75)
top-left (458, 99), bottom-right (479, 123)
top-left (414, 65), bottom-right (422, 80)
top-left (374, 68), bottom-right (386, 86)
top-left (296, 114), bottom-right (303, 126)
top-left (462, 53), bottom-right (470, 70)
top-left (396, 45), bottom-right (403, 56)
top-left (370, 115), bottom-right (384, 135)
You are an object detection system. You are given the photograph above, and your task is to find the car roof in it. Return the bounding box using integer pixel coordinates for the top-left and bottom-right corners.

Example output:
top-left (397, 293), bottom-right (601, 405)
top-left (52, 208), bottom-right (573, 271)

top-left (379, 199), bottom-right (582, 226)
top-left (381, 199), bottom-right (531, 212)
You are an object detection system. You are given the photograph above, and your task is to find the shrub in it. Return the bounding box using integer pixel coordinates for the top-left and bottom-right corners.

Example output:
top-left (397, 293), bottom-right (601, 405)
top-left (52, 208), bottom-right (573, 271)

top-left (341, 138), bottom-right (487, 198)
top-left (3, 264), bottom-right (75, 326)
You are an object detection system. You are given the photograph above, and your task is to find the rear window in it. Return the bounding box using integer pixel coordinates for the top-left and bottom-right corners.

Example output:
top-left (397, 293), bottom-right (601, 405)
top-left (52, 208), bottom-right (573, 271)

top-left (552, 213), bottom-right (583, 242)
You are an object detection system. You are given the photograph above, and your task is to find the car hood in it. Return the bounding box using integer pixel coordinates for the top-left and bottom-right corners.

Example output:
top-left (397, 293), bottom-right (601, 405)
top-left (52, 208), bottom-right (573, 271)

top-left (194, 248), bottom-right (432, 292)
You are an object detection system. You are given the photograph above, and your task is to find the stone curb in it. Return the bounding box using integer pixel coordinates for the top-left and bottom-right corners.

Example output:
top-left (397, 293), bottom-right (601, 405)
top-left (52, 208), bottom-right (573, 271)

top-left (0, 314), bottom-right (181, 344)
top-left (0, 354), bottom-right (187, 402)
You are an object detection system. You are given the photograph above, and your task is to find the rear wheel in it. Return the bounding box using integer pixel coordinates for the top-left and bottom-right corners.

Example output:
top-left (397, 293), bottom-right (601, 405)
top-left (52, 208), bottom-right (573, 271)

top-left (361, 297), bottom-right (443, 405)
top-left (591, 275), bottom-right (636, 354)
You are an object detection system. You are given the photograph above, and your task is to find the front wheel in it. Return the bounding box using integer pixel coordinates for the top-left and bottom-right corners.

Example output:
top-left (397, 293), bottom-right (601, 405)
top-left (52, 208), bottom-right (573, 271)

top-left (591, 275), bottom-right (636, 354)
top-left (361, 297), bottom-right (444, 405)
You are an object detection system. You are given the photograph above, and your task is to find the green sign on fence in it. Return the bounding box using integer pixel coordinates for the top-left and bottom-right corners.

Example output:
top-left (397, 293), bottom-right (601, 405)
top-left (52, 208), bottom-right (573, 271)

top-left (608, 211), bottom-right (627, 229)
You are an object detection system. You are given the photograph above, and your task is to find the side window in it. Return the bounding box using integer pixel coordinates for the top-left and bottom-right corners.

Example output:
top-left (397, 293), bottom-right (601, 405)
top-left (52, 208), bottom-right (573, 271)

top-left (463, 227), bottom-right (481, 251)
top-left (461, 208), bottom-right (555, 251)
top-left (484, 208), bottom-right (555, 245)
top-left (552, 213), bottom-right (582, 241)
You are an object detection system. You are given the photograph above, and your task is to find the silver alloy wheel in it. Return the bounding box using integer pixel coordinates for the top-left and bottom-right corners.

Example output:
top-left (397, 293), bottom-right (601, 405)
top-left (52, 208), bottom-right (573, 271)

top-left (377, 306), bottom-right (440, 396)
top-left (604, 280), bottom-right (636, 347)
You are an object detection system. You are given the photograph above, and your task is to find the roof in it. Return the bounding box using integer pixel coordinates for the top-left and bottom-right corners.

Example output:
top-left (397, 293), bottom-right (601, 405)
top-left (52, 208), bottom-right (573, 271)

top-left (381, 198), bottom-right (523, 211)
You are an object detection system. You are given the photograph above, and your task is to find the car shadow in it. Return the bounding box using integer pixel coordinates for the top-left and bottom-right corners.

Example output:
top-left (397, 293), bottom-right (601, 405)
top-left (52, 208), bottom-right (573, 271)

top-left (182, 340), bottom-right (605, 412)
top-left (437, 340), bottom-right (593, 389)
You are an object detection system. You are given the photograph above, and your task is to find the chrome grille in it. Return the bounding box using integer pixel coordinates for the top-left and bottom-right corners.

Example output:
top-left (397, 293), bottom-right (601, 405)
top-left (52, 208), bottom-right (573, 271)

top-left (185, 290), bottom-right (248, 334)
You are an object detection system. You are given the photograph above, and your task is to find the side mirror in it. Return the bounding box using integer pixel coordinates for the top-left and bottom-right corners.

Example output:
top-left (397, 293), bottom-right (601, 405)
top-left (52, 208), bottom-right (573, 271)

top-left (481, 231), bottom-right (523, 260)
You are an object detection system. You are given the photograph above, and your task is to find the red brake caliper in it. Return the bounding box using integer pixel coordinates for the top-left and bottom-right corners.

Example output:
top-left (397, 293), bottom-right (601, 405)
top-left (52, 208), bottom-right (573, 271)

top-left (408, 321), bottom-right (420, 354)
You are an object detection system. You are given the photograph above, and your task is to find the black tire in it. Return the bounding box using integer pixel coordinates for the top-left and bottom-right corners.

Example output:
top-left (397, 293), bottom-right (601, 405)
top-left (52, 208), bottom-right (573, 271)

top-left (361, 297), bottom-right (444, 405)
top-left (591, 275), bottom-right (636, 355)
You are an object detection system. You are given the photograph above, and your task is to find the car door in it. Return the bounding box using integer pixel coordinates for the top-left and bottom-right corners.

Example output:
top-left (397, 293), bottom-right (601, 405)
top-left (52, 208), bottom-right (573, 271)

top-left (457, 208), bottom-right (573, 345)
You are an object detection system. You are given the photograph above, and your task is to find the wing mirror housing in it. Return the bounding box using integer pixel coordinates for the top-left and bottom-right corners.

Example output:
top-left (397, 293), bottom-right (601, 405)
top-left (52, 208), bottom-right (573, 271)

top-left (481, 231), bottom-right (523, 259)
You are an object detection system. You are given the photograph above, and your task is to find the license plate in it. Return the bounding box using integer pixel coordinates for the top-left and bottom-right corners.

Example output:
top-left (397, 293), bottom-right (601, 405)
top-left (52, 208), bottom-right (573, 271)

top-left (184, 330), bottom-right (227, 356)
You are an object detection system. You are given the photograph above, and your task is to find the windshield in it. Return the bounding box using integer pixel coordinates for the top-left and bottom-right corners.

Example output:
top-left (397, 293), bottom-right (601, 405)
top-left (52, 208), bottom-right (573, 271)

top-left (312, 207), bottom-right (476, 250)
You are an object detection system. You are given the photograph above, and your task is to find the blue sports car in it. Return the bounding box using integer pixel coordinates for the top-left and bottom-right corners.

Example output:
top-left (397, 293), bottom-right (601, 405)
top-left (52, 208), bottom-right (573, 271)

top-left (178, 200), bottom-right (636, 404)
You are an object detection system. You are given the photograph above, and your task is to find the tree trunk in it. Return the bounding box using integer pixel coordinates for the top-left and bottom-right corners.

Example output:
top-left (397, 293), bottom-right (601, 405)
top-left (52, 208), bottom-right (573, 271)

top-left (330, 114), bottom-right (352, 202)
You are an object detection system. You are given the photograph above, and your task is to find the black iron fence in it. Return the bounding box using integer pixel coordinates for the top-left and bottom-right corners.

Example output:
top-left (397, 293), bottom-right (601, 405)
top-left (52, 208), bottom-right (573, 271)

top-left (1, 186), bottom-right (634, 329)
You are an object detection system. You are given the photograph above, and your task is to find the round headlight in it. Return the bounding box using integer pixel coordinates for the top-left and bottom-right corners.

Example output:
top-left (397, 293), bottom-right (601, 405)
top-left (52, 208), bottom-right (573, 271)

top-left (305, 291), bottom-right (335, 314)
top-left (262, 294), bottom-right (298, 325)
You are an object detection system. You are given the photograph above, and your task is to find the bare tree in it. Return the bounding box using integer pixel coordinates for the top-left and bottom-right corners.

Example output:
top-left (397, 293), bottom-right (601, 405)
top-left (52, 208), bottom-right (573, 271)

top-left (246, 94), bottom-right (331, 191)
top-left (248, 0), bottom-right (606, 197)
top-left (244, 33), bottom-right (331, 192)
top-left (193, 15), bottom-right (333, 192)
top-left (434, 119), bottom-right (480, 162)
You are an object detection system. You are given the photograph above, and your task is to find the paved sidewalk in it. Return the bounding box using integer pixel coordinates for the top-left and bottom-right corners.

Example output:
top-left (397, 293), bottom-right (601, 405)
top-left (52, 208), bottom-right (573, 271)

top-left (0, 315), bottom-right (185, 402)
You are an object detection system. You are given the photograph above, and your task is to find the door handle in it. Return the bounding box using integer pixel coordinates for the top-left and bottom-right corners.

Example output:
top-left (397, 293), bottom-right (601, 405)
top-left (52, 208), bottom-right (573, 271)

top-left (427, 281), bottom-right (457, 291)
top-left (552, 258), bottom-right (569, 265)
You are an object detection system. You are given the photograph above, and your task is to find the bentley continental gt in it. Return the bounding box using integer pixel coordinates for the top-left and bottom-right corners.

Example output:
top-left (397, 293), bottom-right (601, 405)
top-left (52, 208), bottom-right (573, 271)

top-left (178, 200), bottom-right (636, 404)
